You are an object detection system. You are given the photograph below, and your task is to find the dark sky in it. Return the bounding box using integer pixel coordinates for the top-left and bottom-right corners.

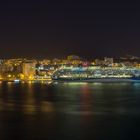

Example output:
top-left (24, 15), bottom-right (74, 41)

top-left (0, 0), bottom-right (140, 59)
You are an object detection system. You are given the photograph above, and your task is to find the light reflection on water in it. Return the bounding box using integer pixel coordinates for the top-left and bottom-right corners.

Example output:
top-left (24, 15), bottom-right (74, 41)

top-left (0, 82), bottom-right (140, 139)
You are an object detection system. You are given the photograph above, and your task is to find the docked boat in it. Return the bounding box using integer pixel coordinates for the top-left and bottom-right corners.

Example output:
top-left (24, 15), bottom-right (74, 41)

top-left (52, 66), bottom-right (140, 82)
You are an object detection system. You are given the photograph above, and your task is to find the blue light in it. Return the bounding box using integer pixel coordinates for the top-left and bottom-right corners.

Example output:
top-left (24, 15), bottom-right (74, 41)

top-left (72, 68), bottom-right (86, 72)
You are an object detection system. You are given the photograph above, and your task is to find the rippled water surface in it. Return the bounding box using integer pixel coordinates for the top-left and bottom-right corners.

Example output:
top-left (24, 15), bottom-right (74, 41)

top-left (0, 82), bottom-right (140, 140)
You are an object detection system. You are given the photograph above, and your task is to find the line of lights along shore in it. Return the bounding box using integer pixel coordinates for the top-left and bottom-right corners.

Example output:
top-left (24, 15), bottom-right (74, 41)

top-left (0, 55), bottom-right (140, 81)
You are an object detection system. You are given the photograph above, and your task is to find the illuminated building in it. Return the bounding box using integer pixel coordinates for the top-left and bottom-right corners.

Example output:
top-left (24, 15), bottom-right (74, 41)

top-left (104, 57), bottom-right (114, 66)
top-left (22, 62), bottom-right (36, 79)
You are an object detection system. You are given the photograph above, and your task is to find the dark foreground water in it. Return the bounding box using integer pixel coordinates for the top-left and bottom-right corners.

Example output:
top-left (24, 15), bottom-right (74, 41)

top-left (0, 82), bottom-right (140, 140)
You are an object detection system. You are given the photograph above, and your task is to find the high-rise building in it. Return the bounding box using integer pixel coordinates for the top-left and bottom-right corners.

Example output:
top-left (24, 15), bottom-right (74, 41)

top-left (22, 62), bottom-right (36, 79)
top-left (104, 57), bottom-right (114, 66)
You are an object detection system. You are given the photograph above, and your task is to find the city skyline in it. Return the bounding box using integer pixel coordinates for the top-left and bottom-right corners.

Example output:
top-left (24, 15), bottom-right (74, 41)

top-left (1, 1), bottom-right (140, 140)
top-left (0, 54), bottom-right (139, 61)
top-left (1, 1), bottom-right (140, 58)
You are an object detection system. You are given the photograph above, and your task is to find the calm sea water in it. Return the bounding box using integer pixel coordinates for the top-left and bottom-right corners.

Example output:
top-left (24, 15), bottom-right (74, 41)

top-left (0, 82), bottom-right (140, 140)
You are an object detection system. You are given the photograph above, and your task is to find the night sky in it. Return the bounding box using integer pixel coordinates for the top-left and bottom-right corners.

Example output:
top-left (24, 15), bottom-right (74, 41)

top-left (0, 0), bottom-right (140, 59)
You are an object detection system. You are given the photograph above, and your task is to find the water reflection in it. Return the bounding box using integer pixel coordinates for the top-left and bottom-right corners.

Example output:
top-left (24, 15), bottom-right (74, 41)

top-left (0, 82), bottom-right (140, 139)
top-left (0, 82), bottom-right (140, 115)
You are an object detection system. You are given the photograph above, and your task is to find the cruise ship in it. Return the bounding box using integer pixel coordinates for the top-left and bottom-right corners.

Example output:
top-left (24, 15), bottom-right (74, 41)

top-left (52, 66), bottom-right (140, 82)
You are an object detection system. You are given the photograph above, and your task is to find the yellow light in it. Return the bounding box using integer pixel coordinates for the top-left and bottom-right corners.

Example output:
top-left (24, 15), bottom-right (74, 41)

top-left (0, 75), bottom-right (2, 79)
top-left (29, 75), bottom-right (34, 80)
top-left (20, 74), bottom-right (25, 79)
top-left (7, 74), bottom-right (11, 78)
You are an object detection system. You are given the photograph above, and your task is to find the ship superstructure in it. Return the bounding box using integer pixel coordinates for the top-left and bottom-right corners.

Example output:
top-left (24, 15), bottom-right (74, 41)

top-left (52, 65), bottom-right (140, 82)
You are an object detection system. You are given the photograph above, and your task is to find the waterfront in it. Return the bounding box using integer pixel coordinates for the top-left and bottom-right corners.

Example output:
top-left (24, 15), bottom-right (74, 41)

top-left (0, 82), bottom-right (140, 140)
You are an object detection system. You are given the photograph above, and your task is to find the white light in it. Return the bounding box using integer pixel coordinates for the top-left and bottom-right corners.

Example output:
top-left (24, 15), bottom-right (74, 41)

top-left (14, 79), bottom-right (20, 83)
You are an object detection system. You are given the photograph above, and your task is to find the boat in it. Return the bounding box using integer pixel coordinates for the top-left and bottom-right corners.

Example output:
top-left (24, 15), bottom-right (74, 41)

top-left (52, 66), bottom-right (140, 82)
